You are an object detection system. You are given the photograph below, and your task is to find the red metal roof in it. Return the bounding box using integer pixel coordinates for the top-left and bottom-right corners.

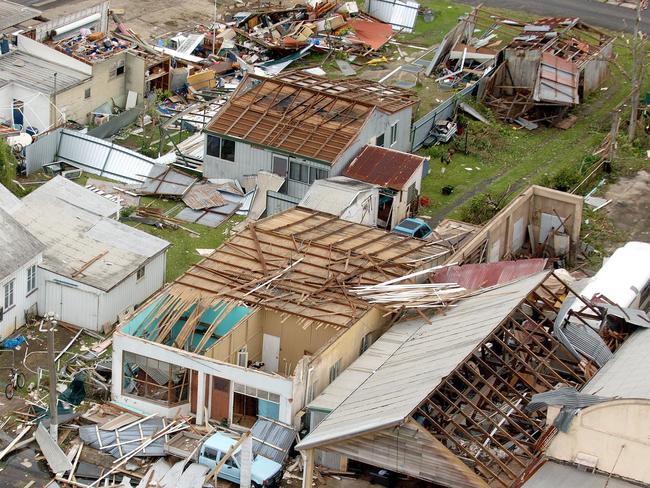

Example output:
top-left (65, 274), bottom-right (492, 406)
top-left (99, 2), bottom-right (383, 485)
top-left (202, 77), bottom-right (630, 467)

top-left (343, 145), bottom-right (426, 190)
top-left (431, 259), bottom-right (548, 291)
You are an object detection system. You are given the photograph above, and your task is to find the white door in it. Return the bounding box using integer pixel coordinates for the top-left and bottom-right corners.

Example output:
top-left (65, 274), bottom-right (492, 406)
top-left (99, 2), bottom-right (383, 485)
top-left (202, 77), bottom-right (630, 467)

top-left (262, 334), bottom-right (281, 373)
top-left (45, 281), bottom-right (99, 330)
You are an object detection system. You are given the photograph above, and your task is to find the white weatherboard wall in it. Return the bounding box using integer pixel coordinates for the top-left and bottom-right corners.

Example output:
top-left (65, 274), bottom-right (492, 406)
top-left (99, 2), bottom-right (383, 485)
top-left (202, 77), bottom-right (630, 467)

top-left (0, 255), bottom-right (42, 338)
top-left (111, 332), bottom-right (294, 422)
top-left (39, 252), bottom-right (166, 332)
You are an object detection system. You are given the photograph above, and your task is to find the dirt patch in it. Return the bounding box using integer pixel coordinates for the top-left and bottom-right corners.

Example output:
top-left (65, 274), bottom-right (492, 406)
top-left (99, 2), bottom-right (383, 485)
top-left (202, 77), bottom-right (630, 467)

top-left (602, 170), bottom-right (650, 244)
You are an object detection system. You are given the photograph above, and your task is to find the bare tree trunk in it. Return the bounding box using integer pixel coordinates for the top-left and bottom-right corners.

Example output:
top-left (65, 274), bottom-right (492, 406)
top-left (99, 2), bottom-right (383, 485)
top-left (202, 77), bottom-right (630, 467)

top-left (628, 0), bottom-right (643, 140)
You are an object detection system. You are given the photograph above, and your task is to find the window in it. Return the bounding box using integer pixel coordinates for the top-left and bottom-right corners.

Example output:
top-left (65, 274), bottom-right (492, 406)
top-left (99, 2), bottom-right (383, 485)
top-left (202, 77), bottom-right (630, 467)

top-left (136, 266), bottom-right (145, 281)
top-left (290, 161), bottom-right (328, 184)
top-left (376, 133), bottom-right (385, 147)
top-left (206, 135), bottom-right (235, 162)
top-left (290, 161), bottom-right (309, 183)
top-left (84, 88), bottom-right (91, 99)
top-left (237, 347), bottom-right (248, 367)
top-left (4, 280), bottom-right (15, 310)
top-left (203, 447), bottom-right (218, 461)
top-left (308, 167), bottom-right (328, 184)
top-left (390, 122), bottom-right (398, 146)
top-left (359, 332), bottom-right (373, 355)
top-left (117, 63), bottom-right (125, 76)
top-left (272, 154), bottom-right (288, 178)
top-left (329, 359), bottom-right (341, 384)
top-left (123, 352), bottom-right (189, 406)
top-left (26, 265), bottom-right (37, 294)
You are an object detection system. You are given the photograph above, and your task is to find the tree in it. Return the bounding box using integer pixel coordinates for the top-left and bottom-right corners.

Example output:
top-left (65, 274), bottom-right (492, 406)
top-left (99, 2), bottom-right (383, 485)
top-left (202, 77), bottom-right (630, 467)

top-left (0, 140), bottom-right (17, 190)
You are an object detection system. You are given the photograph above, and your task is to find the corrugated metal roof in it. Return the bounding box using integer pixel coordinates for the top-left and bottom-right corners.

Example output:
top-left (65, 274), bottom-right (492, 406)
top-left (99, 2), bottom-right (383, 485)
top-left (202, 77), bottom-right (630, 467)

top-left (0, 206), bottom-right (43, 281)
top-left (251, 417), bottom-right (296, 464)
top-left (431, 259), bottom-right (548, 291)
top-left (29, 176), bottom-right (118, 218)
top-left (0, 51), bottom-right (89, 93)
top-left (80, 417), bottom-right (167, 457)
top-left (139, 165), bottom-right (196, 197)
top-left (307, 320), bottom-right (423, 413)
top-left (365, 0), bottom-right (419, 33)
top-left (57, 129), bottom-right (156, 184)
top-left (0, 182), bottom-right (23, 214)
top-left (11, 178), bottom-right (168, 291)
top-left (523, 461), bottom-right (639, 488)
top-left (299, 177), bottom-right (377, 217)
top-left (343, 145), bottom-right (426, 190)
top-left (582, 327), bottom-right (650, 399)
top-left (534, 52), bottom-right (579, 105)
top-left (0, 0), bottom-right (41, 30)
top-left (298, 271), bottom-right (550, 449)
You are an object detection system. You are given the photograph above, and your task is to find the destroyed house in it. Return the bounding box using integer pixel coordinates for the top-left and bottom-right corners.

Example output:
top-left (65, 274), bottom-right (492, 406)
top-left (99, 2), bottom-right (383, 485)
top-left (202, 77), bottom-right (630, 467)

top-left (297, 270), bottom-right (598, 488)
top-left (448, 185), bottom-right (584, 266)
top-left (0, 193), bottom-right (44, 338)
top-left (111, 208), bottom-right (452, 428)
top-left (482, 17), bottom-right (613, 123)
top-left (0, 177), bottom-right (169, 332)
top-left (203, 72), bottom-right (419, 215)
top-left (5, 2), bottom-right (171, 127)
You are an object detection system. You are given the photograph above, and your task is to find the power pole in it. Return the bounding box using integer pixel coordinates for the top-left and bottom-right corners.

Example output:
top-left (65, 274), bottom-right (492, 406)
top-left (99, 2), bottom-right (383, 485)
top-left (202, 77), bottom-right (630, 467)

top-left (42, 313), bottom-right (58, 440)
top-left (628, 0), bottom-right (643, 140)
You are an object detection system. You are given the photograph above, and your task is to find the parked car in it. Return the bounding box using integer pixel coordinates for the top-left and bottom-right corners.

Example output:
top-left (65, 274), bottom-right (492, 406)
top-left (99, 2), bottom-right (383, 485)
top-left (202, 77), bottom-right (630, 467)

top-left (393, 218), bottom-right (433, 239)
top-left (198, 432), bottom-right (283, 488)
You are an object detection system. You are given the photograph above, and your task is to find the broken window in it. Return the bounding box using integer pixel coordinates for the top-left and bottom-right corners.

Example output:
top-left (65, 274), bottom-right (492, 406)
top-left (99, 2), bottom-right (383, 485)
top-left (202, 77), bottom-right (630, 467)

top-left (136, 266), bottom-right (145, 281)
top-left (117, 61), bottom-right (125, 76)
top-left (376, 133), bottom-right (385, 147)
top-left (122, 352), bottom-right (189, 406)
top-left (206, 135), bottom-right (235, 162)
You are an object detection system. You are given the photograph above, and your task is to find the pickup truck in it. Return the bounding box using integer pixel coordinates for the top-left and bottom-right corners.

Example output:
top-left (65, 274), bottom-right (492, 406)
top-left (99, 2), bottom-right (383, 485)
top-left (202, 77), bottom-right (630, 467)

top-left (164, 417), bottom-right (295, 488)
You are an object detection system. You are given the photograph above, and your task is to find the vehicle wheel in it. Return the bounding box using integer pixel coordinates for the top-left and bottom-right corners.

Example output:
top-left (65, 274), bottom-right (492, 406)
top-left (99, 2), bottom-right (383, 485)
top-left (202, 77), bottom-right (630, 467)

top-left (16, 373), bottom-right (25, 389)
top-left (5, 383), bottom-right (14, 400)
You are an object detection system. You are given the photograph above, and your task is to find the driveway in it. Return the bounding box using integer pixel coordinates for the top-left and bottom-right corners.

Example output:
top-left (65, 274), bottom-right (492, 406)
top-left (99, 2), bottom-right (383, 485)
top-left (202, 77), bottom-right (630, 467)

top-left (460, 0), bottom-right (649, 33)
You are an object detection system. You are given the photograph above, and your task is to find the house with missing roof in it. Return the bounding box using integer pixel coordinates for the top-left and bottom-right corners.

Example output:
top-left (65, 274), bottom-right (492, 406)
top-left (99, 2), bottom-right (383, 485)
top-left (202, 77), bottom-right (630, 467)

top-left (0, 188), bottom-right (44, 338)
top-left (111, 208), bottom-right (453, 428)
top-left (297, 270), bottom-right (600, 488)
top-left (0, 177), bottom-right (169, 332)
top-left (203, 72), bottom-right (419, 216)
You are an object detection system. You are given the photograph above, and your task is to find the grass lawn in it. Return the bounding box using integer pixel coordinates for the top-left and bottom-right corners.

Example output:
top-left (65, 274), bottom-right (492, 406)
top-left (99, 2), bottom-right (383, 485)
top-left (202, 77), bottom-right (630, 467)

top-left (124, 197), bottom-right (244, 282)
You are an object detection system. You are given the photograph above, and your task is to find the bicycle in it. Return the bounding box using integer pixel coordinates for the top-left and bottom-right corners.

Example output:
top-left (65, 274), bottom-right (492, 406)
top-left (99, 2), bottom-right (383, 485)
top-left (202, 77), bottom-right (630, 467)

top-left (5, 368), bottom-right (25, 400)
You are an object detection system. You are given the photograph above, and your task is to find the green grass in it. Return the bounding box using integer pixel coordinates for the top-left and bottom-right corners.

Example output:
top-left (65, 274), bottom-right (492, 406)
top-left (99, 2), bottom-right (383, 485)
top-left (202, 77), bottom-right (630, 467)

top-left (125, 197), bottom-right (244, 281)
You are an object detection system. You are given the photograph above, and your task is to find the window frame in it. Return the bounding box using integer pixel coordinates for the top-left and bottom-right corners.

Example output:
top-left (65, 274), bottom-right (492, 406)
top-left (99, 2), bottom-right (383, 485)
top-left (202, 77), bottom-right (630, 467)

top-left (206, 135), bottom-right (236, 162)
top-left (359, 332), bottom-right (373, 355)
top-left (26, 265), bottom-right (37, 295)
top-left (136, 266), bottom-right (145, 281)
top-left (4, 280), bottom-right (15, 310)
top-left (329, 359), bottom-right (341, 384)
top-left (390, 122), bottom-right (398, 146)
top-left (84, 88), bottom-right (91, 99)
top-left (376, 133), bottom-right (385, 147)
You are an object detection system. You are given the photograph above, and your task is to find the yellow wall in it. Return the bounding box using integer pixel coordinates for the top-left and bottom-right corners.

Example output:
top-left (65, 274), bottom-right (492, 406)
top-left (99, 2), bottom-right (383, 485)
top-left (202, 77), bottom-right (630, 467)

top-left (205, 308), bottom-right (264, 364)
top-left (547, 399), bottom-right (650, 483)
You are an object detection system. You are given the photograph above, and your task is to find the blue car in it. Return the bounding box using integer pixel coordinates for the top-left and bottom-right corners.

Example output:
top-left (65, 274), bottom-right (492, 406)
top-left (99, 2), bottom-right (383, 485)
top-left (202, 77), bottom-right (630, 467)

top-left (393, 218), bottom-right (433, 239)
top-left (198, 433), bottom-right (283, 487)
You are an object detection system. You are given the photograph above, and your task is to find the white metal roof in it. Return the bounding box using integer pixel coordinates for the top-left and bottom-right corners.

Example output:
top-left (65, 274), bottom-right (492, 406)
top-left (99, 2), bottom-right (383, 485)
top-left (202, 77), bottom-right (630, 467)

top-left (299, 177), bottom-right (378, 224)
top-left (307, 320), bottom-right (423, 413)
top-left (575, 241), bottom-right (650, 309)
top-left (298, 271), bottom-right (549, 449)
top-left (0, 0), bottom-right (41, 31)
top-left (9, 179), bottom-right (168, 291)
top-left (582, 327), bottom-right (650, 400)
top-left (0, 183), bottom-right (23, 214)
top-left (0, 206), bottom-right (43, 281)
top-left (24, 176), bottom-right (119, 218)
top-left (523, 461), bottom-right (638, 488)
top-left (0, 51), bottom-right (90, 93)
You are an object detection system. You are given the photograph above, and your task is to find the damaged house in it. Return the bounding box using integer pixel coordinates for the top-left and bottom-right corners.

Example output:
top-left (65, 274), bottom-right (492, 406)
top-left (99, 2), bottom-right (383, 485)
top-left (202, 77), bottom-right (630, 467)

top-left (111, 208), bottom-right (453, 427)
top-left (0, 177), bottom-right (169, 332)
top-left (297, 270), bottom-right (603, 488)
top-left (202, 72), bottom-right (419, 215)
top-left (481, 17), bottom-right (613, 125)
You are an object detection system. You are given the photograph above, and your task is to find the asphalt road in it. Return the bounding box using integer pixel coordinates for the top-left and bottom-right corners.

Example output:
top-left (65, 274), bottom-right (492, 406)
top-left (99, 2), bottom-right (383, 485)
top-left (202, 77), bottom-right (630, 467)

top-left (461, 0), bottom-right (649, 33)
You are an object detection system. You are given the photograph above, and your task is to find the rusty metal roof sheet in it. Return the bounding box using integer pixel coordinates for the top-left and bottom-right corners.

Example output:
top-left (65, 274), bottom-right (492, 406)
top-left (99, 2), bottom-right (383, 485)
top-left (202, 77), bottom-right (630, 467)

top-left (431, 259), bottom-right (548, 291)
top-left (206, 74), bottom-right (418, 164)
top-left (182, 181), bottom-right (227, 210)
top-left (343, 145), bottom-right (426, 190)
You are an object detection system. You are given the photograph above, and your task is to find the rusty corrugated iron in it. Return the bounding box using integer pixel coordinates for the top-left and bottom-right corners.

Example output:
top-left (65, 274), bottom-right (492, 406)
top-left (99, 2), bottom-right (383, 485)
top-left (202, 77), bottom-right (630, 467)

top-left (343, 145), bottom-right (426, 190)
